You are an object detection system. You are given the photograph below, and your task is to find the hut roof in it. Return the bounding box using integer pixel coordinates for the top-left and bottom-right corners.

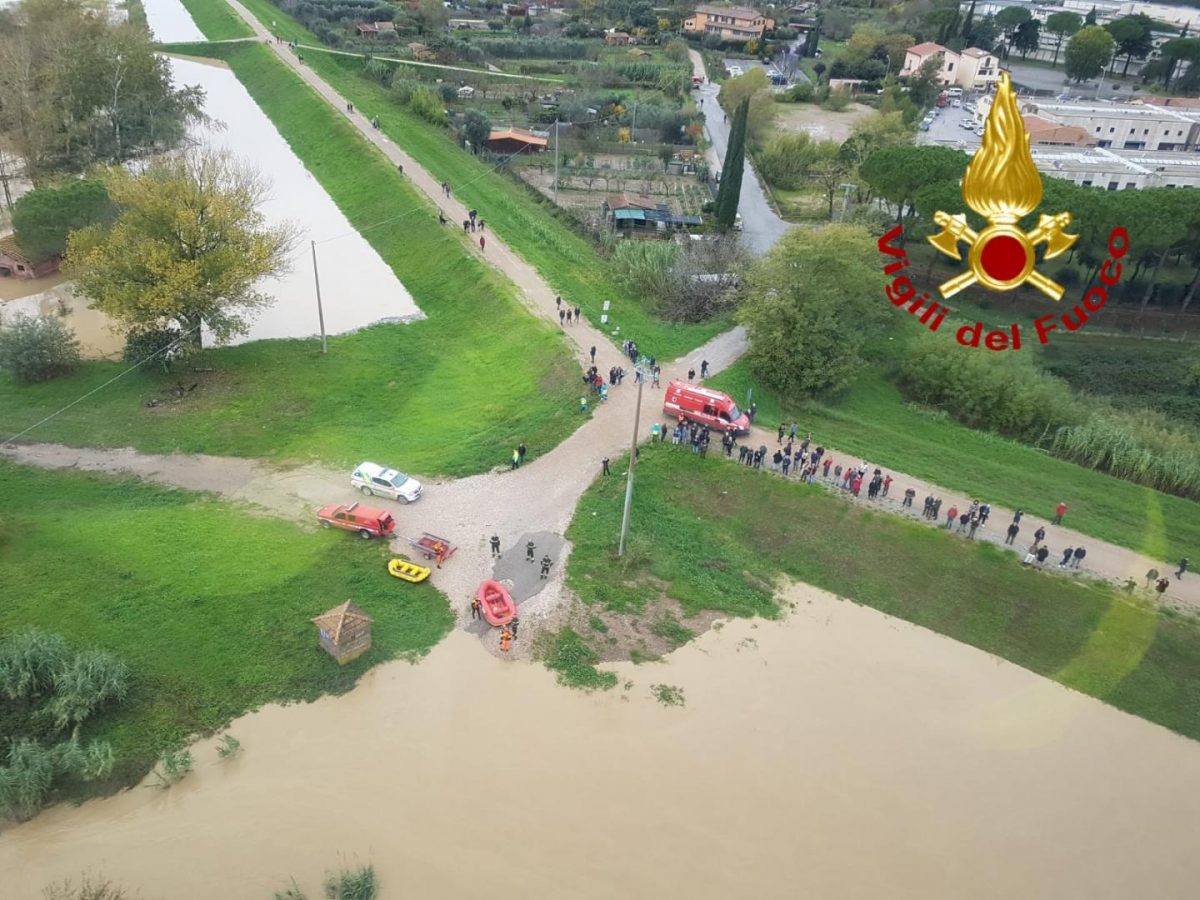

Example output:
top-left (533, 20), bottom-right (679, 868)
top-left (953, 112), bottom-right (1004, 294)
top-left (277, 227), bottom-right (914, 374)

top-left (312, 601), bottom-right (373, 643)
top-left (0, 234), bottom-right (35, 266)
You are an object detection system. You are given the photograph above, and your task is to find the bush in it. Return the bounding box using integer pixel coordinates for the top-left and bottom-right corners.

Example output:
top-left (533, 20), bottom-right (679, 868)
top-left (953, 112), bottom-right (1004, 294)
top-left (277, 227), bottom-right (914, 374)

top-left (0, 630), bottom-right (70, 702)
top-left (0, 738), bottom-right (114, 821)
top-left (324, 865), bottom-right (377, 900)
top-left (43, 876), bottom-right (135, 899)
top-left (897, 333), bottom-right (1079, 439)
top-left (782, 82), bottom-right (814, 103)
top-left (409, 86), bottom-right (447, 125)
top-left (821, 87), bottom-right (852, 111)
top-left (390, 78), bottom-right (420, 104)
top-left (0, 313), bottom-right (81, 383)
top-left (122, 326), bottom-right (187, 374)
top-left (757, 132), bottom-right (820, 190)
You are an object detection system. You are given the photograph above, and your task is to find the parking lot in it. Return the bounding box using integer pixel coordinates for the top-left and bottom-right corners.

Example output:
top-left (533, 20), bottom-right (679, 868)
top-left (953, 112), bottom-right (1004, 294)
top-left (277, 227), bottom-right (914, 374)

top-left (723, 57), bottom-right (808, 88)
top-left (917, 96), bottom-right (988, 151)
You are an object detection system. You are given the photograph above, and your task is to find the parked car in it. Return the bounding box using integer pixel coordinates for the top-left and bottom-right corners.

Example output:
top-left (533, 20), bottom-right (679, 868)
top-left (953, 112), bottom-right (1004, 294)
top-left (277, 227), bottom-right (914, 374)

top-left (351, 462), bottom-right (423, 503)
top-left (316, 503), bottom-right (396, 539)
top-left (663, 380), bottom-right (751, 435)
top-left (728, 65), bottom-right (743, 77)
top-left (918, 121), bottom-right (931, 132)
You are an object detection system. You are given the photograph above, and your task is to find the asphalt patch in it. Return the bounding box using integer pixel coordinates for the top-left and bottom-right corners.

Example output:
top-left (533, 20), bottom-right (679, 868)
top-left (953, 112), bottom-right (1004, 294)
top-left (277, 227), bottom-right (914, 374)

top-left (463, 530), bottom-right (565, 637)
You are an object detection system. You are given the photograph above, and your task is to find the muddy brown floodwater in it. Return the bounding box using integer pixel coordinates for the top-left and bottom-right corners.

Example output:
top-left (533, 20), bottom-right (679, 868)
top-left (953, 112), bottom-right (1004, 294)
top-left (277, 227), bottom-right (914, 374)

top-left (4, 586), bottom-right (1200, 898)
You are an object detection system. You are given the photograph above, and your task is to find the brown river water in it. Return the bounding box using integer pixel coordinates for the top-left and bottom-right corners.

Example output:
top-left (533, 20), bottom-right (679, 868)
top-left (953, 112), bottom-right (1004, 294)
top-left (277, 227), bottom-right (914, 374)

top-left (3, 586), bottom-right (1199, 899)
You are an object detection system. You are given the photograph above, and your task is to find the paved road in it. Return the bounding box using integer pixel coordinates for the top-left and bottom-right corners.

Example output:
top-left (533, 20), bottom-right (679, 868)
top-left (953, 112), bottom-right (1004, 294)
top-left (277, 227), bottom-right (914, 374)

top-left (690, 50), bottom-right (791, 256)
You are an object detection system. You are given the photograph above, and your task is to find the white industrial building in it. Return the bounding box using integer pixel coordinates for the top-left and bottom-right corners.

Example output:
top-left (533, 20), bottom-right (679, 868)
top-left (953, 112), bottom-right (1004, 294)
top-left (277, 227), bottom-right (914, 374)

top-left (1032, 146), bottom-right (1200, 188)
top-left (975, 95), bottom-right (1200, 150)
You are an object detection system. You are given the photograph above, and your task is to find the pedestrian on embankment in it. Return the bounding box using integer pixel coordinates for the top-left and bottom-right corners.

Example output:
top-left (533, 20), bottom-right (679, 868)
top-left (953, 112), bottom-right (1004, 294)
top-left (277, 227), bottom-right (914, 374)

top-left (490, 534), bottom-right (501, 558)
top-left (1071, 546), bottom-right (1086, 569)
top-left (1005, 522), bottom-right (1020, 545)
top-left (602, 457), bottom-right (610, 476)
top-left (526, 540), bottom-right (536, 562)
top-left (1177, 558), bottom-right (1190, 580)
top-left (1054, 501), bottom-right (1068, 525)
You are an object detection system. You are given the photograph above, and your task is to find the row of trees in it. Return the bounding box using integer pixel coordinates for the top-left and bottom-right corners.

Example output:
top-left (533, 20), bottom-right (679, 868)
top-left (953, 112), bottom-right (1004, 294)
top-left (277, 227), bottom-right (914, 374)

top-left (0, 0), bottom-right (204, 181)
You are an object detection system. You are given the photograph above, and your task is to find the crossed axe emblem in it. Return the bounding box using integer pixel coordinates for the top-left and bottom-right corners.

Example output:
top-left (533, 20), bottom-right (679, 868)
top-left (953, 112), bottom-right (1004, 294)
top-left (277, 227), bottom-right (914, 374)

top-left (928, 211), bottom-right (1078, 302)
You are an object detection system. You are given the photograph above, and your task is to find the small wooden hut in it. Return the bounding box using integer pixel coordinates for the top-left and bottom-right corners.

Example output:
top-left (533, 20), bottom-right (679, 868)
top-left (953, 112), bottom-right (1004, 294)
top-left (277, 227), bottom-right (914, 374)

top-left (312, 601), bottom-right (373, 665)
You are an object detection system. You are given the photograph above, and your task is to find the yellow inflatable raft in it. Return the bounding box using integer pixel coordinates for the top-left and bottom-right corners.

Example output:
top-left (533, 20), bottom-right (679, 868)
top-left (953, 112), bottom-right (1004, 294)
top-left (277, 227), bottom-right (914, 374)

top-left (387, 559), bottom-right (431, 583)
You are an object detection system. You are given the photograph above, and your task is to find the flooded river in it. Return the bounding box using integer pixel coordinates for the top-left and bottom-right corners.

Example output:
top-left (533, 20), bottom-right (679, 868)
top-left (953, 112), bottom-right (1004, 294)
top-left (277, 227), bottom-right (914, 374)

top-left (4, 587), bottom-right (1198, 899)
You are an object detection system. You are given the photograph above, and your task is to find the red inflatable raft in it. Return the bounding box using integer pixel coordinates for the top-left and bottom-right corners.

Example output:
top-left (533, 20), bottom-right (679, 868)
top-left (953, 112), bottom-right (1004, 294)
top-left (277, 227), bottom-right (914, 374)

top-left (476, 580), bottom-right (516, 626)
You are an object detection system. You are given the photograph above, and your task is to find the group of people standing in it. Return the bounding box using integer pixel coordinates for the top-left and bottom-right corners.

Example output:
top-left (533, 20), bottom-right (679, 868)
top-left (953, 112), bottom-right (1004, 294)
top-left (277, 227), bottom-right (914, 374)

top-left (556, 296), bottom-right (581, 327)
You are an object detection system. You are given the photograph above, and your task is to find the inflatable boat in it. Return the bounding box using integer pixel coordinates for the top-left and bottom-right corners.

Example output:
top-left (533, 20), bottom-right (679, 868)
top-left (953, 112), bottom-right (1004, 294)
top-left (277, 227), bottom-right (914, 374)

top-left (388, 559), bottom-right (431, 583)
top-left (476, 580), bottom-right (516, 626)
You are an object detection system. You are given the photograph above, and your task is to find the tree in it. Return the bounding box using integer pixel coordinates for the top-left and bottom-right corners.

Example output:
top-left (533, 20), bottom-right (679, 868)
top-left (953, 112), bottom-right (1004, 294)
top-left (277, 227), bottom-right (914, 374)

top-left (1158, 36), bottom-right (1200, 89)
top-left (994, 6), bottom-right (1031, 59)
top-left (1014, 20), bottom-right (1041, 59)
top-left (907, 55), bottom-right (944, 108)
top-left (1105, 14), bottom-right (1155, 76)
top-left (0, 313), bottom-right (80, 383)
top-left (1064, 25), bottom-right (1115, 83)
top-left (757, 132), bottom-right (821, 190)
top-left (66, 149), bottom-right (296, 349)
top-left (960, 0), bottom-right (977, 41)
top-left (0, 0), bottom-right (204, 180)
top-left (715, 98), bottom-right (748, 229)
top-left (412, 0), bottom-right (449, 34)
top-left (809, 145), bottom-right (852, 219)
top-left (969, 15), bottom-right (1000, 52)
top-left (1045, 12), bottom-right (1083, 68)
top-left (11, 180), bottom-right (114, 262)
top-left (859, 145), bottom-right (968, 224)
top-left (462, 109), bottom-right (492, 153)
top-left (739, 225), bottom-right (887, 397)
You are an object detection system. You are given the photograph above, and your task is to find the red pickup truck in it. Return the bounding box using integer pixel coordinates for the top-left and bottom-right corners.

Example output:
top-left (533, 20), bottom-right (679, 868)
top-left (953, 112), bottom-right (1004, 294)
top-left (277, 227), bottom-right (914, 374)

top-left (316, 503), bottom-right (396, 540)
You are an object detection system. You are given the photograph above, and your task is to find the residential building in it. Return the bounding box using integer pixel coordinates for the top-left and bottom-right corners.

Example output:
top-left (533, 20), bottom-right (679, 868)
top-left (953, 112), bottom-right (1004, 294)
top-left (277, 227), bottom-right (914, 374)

top-left (355, 21), bottom-right (396, 37)
top-left (899, 42), bottom-right (1000, 91)
top-left (483, 127), bottom-right (548, 154)
top-left (0, 235), bottom-right (59, 280)
top-left (1022, 114), bottom-right (1097, 147)
top-left (682, 5), bottom-right (776, 41)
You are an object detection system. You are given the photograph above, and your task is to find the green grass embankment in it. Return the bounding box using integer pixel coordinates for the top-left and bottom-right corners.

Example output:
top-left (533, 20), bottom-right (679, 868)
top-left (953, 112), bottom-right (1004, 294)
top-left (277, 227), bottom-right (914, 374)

top-left (0, 462), bottom-right (454, 790)
top-left (199, 0), bottom-right (730, 360)
top-left (0, 43), bottom-right (580, 477)
top-left (566, 447), bottom-right (1200, 740)
top-left (177, 0), bottom-right (253, 40)
top-left (708, 360), bottom-right (1200, 563)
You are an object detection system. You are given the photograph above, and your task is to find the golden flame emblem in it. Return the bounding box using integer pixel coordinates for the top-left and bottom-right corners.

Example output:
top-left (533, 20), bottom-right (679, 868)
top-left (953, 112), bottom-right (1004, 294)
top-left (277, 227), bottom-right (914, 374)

top-left (928, 72), bottom-right (1078, 301)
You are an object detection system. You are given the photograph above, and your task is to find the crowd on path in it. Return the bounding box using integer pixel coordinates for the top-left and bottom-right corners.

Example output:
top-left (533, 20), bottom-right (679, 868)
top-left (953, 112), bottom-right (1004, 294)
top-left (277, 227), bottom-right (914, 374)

top-left (653, 418), bottom-right (1194, 597)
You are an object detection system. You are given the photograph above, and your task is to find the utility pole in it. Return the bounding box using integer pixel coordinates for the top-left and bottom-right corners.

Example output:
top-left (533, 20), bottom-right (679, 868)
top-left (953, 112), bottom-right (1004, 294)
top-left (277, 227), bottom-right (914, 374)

top-left (631, 102), bottom-right (638, 143)
top-left (0, 151), bottom-right (16, 213)
top-left (311, 239), bottom-right (328, 354)
top-left (553, 119), bottom-right (560, 204)
top-left (839, 182), bottom-right (856, 221)
top-left (617, 362), bottom-right (647, 558)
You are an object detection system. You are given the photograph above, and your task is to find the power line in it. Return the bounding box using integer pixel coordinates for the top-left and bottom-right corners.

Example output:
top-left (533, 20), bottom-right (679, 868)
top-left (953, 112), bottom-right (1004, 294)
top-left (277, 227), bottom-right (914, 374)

top-left (2, 325), bottom-right (202, 448)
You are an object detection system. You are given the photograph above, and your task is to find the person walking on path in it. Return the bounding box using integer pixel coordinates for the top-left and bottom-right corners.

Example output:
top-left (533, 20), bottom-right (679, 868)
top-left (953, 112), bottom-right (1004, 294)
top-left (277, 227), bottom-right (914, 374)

top-left (470, 597), bottom-right (482, 620)
top-left (590, 346), bottom-right (596, 364)
top-left (944, 506), bottom-right (958, 530)
top-left (1156, 577), bottom-right (1171, 597)
top-left (559, 309), bottom-right (566, 326)
top-left (1059, 547), bottom-right (1074, 568)
top-left (781, 455), bottom-right (791, 477)
top-left (526, 540), bottom-right (536, 562)
top-left (1177, 558), bottom-right (1190, 580)
top-left (1005, 522), bottom-right (1020, 545)
top-left (556, 295), bottom-right (562, 310)
top-left (518, 443), bottom-right (526, 465)
top-left (511, 449), bottom-right (519, 471)
top-left (1145, 568), bottom-right (1159, 588)
top-left (957, 512), bottom-right (970, 533)
top-left (967, 515), bottom-right (980, 540)
top-left (1013, 509), bottom-right (1023, 525)
top-left (574, 307), bottom-right (581, 324)
top-left (882, 475), bottom-right (892, 497)
top-left (601, 457), bottom-right (610, 475)
top-left (1054, 502), bottom-right (1068, 524)
top-left (540, 555), bottom-right (552, 579)
top-left (1035, 545), bottom-right (1050, 566)
top-left (479, 235), bottom-right (486, 252)
top-left (777, 424), bottom-right (785, 444)
top-left (700, 360), bottom-right (709, 378)
top-left (1033, 526), bottom-right (1046, 547)
top-left (490, 534), bottom-right (501, 558)
top-left (510, 614), bottom-right (519, 639)
top-left (478, 219), bottom-right (485, 232)
top-left (688, 368), bottom-right (696, 381)
top-left (1071, 546), bottom-right (1087, 569)
top-left (978, 503), bottom-right (991, 527)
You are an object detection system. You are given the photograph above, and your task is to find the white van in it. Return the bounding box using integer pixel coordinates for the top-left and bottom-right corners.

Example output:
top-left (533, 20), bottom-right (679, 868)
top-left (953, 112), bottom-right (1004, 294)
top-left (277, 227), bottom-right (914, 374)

top-left (946, 87), bottom-right (963, 97)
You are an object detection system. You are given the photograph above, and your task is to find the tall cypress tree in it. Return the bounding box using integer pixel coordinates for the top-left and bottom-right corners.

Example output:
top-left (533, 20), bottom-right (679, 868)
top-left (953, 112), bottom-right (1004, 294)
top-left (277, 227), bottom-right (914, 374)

top-left (715, 98), bottom-right (749, 230)
top-left (961, 0), bottom-right (977, 41)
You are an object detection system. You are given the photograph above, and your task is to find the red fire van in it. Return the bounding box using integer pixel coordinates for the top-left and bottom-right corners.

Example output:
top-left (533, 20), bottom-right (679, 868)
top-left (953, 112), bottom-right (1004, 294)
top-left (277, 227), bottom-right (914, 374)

top-left (663, 381), bottom-right (751, 435)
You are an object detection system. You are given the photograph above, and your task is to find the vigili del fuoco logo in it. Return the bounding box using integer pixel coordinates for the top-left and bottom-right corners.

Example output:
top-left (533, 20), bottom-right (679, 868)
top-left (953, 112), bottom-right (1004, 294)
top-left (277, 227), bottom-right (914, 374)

top-left (878, 72), bottom-right (1130, 351)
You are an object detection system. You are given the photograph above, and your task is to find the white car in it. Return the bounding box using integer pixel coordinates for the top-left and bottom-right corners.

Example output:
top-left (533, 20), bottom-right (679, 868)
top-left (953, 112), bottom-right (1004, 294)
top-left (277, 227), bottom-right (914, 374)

top-left (728, 65), bottom-right (743, 77)
top-left (351, 462), bottom-right (423, 503)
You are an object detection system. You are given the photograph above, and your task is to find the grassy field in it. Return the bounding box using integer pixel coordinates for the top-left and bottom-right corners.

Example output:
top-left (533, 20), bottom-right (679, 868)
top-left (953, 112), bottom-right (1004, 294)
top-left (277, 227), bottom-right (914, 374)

top-left (177, 0), bottom-right (253, 40)
top-left (0, 43), bottom-right (581, 477)
top-left (708, 360), bottom-right (1200, 563)
top-left (193, 0), bottom-right (730, 360)
top-left (0, 461), bottom-right (455, 791)
top-left (566, 448), bottom-right (1200, 740)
